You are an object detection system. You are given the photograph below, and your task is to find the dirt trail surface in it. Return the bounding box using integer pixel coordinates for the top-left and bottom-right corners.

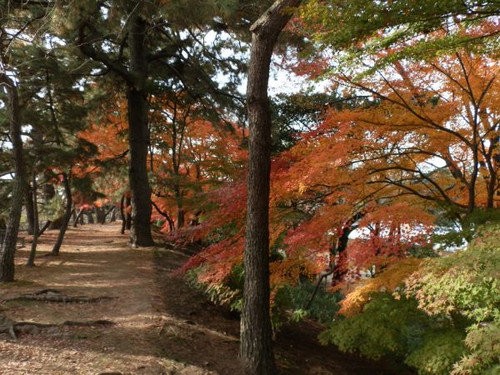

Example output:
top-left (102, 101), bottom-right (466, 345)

top-left (1, 223), bottom-right (411, 374)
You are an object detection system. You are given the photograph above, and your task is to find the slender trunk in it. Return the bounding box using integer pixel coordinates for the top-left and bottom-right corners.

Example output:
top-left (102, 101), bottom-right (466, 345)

top-left (96, 206), bottom-right (106, 224)
top-left (25, 119), bottom-right (42, 236)
top-left (102, 205), bottom-right (114, 222)
top-left (110, 207), bottom-right (117, 222)
top-left (127, 12), bottom-right (154, 247)
top-left (38, 220), bottom-right (51, 236)
top-left (151, 201), bottom-right (175, 232)
top-left (120, 194), bottom-right (132, 232)
top-left (486, 170), bottom-right (496, 209)
top-left (126, 196), bottom-right (132, 230)
top-left (27, 174), bottom-right (39, 267)
top-left (51, 173), bottom-right (72, 256)
top-left (468, 144), bottom-right (479, 213)
top-left (332, 212), bottom-right (364, 284)
top-left (0, 74), bottom-right (27, 282)
top-left (120, 195), bottom-right (126, 234)
top-left (25, 182), bottom-right (35, 235)
top-left (42, 178), bottom-right (55, 200)
top-left (73, 209), bottom-right (83, 227)
top-left (86, 210), bottom-right (94, 224)
top-left (240, 1), bottom-right (301, 373)
top-left (175, 185), bottom-right (184, 229)
top-left (177, 208), bottom-right (185, 229)
top-left (486, 136), bottom-right (499, 208)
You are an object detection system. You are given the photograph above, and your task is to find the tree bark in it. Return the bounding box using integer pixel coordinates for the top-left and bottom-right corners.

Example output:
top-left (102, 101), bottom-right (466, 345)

top-left (332, 212), bottom-right (364, 284)
top-left (96, 206), bottom-right (106, 224)
top-left (127, 12), bottom-right (154, 247)
top-left (120, 194), bottom-right (132, 234)
top-left (151, 200), bottom-right (175, 232)
top-left (0, 74), bottom-right (27, 282)
top-left (38, 220), bottom-right (51, 236)
top-left (51, 172), bottom-right (72, 256)
top-left (86, 210), bottom-right (94, 224)
top-left (27, 173), bottom-right (39, 267)
top-left (77, 5), bottom-right (153, 247)
top-left (240, 1), bottom-right (301, 373)
top-left (24, 182), bottom-right (35, 235)
top-left (73, 208), bottom-right (84, 227)
top-left (120, 195), bottom-right (126, 234)
top-left (177, 207), bottom-right (185, 229)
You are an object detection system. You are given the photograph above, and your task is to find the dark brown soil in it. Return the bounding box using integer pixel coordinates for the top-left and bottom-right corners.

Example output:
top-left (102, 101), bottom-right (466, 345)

top-left (154, 245), bottom-right (415, 375)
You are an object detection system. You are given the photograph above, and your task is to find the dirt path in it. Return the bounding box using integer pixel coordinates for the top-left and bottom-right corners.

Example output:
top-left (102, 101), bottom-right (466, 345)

top-left (0, 224), bottom-right (171, 374)
top-left (1, 223), bottom-right (411, 374)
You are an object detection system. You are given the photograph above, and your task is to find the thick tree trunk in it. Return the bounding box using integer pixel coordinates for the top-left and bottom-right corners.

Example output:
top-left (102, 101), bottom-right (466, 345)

top-left (0, 74), bottom-right (27, 282)
top-left (127, 13), bottom-right (154, 247)
top-left (77, 5), bottom-right (153, 246)
top-left (51, 173), bottom-right (72, 256)
top-left (240, 1), bottom-right (301, 373)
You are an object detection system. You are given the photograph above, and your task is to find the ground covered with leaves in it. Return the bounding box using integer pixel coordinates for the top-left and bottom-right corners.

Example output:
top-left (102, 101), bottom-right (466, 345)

top-left (1, 223), bottom-right (411, 374)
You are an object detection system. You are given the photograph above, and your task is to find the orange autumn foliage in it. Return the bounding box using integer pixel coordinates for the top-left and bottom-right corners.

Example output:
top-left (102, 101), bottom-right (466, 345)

top-left (338, 258), bottom-right (422, 317)
top-left (176, 47), bottom-right (497, 309)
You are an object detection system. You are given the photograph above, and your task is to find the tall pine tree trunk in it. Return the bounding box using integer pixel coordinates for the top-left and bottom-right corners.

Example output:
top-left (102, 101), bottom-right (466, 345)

top-left (25, 183), bottom-right (35, 235)
top-left (127, 12), bottom-right (154, 247)
top-left (0, 74), bottom-right (27, 282)
top-left (27, 173), bottom-right (39, 267)
top-left (241, 1), bottom-right (301, 373)
top-left (51, 172), bottom-right (72, 256)
top-left (77, 5), bottom-right (153, 247)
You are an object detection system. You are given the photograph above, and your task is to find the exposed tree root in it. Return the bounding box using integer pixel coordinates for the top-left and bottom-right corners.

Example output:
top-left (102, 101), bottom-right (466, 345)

top-left (5, 289), bottom-right (116, 303)
top-left (1, 312), bottom-right (115, 340)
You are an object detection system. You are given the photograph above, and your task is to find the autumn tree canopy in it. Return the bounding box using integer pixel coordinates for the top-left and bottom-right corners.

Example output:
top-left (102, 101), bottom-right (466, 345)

top-left (0, 1), bottom-right (498, 373)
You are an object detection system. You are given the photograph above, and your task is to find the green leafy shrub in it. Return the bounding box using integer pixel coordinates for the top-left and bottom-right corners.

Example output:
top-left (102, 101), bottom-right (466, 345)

top-left (451, 322), bottom-right (500, 375)
top-left (405, 330), bottom-right (465, 375)
top-left (273, 281), bottom-right (341, 326)
top-left (407, 223), bottom-right (499, 323)
top-left (322, 294), bottom-right (431, 356)
top-left (321, 222), bottom-right (499, 375)
top-left (320, 293), bottom-right (466, 374)
top-left (185, 266), bottom-right (242, 311)
top-left (406, 221), bottom-right (500, 374)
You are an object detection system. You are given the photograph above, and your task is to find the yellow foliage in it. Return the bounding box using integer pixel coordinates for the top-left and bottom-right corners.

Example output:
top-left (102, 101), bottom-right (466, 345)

top-left (269, 256), bottom-right (316, 289)
top-left (338, 258), bottom-right (422, 317)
